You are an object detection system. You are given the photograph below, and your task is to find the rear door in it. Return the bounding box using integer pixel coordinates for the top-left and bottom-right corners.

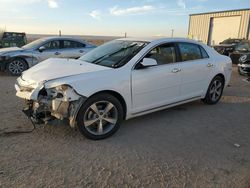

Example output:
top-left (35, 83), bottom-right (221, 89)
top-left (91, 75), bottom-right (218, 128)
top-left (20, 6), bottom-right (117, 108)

top-left (61, 40), bottom-right (87, 59)
top-left (131, 43), bottom-right (182, 113)
top-left (177, 42), bottom-right (212, 100)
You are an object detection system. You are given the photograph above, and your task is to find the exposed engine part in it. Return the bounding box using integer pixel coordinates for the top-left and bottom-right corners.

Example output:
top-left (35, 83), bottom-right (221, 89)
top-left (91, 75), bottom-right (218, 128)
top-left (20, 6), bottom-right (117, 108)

top-left (68, 97), bottom-right (86, 128)
top-left (21, 85), bottom-right (86, 127)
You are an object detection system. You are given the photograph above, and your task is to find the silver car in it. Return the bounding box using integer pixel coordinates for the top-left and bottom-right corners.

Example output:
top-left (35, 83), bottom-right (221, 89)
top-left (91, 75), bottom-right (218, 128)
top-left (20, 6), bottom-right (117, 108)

top-left (0, 37), bottom-right (96, 75)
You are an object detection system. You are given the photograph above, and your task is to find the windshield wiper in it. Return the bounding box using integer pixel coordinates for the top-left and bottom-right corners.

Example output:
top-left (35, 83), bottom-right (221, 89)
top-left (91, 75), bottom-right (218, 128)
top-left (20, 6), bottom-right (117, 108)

top-left (91, 44), bottom-right (137, 65)
top-left (112, 44), bottom-right (146, 68)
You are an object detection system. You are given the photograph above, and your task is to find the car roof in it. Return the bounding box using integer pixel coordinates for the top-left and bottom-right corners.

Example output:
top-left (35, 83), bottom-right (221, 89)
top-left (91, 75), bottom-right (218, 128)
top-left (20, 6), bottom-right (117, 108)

top-left (39, 36), bottom-right (86, 43)
top-left (116, 37), bottom-right (203, 44)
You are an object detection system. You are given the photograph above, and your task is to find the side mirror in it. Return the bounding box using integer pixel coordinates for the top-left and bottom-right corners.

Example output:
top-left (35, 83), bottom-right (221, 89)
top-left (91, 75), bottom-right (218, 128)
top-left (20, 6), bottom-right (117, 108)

top-left (38, 46), bottom-right (46, 52)
top-left (140, 58), bottom-right (157, 67)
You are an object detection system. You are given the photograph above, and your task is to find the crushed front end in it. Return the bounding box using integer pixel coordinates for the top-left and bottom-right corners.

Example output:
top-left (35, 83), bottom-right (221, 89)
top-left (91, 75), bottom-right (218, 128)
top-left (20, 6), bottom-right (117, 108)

top-left (15, 77), bottom-right (86, 128)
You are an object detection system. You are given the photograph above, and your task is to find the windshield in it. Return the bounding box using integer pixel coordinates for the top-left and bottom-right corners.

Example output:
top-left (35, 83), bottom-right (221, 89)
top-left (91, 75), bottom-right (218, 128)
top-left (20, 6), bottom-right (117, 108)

top-left (79, 40), bottom-right (148, 68)
top-left (235, 42), bottom-right (250, 51)
top-left (22, 38), bottom-right (46, 49)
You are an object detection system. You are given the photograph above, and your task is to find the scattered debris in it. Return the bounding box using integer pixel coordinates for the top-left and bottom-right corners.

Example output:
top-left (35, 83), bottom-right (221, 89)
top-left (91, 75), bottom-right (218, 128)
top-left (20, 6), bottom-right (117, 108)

top-left (243, 78), bottom-right (250, 83)
top-left (0, 171), bottom-right (4, 175)
top-left (234, 143), bottom-right (241, 148)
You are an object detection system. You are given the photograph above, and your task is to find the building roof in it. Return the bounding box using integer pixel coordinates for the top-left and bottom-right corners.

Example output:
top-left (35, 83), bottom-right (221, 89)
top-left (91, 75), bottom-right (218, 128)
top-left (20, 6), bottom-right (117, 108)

top-left (189, 8), bottom-right (250, 16)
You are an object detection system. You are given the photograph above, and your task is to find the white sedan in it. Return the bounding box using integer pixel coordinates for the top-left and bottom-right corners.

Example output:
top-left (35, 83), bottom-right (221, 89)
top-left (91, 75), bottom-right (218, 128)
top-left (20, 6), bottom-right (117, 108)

top-left (15, 38), bottom-right (232, 140)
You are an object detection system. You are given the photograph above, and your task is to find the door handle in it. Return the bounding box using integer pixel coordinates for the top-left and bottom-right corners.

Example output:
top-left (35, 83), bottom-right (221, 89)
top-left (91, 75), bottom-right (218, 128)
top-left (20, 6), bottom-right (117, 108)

top-left (172, 68), bottom-right (181, 73)
top-left (79, 50), bottom-right (84, 53)
top-left (207, 63), bottom-right (214, 67)
top-left (55, 52), bottom-right (61, 55)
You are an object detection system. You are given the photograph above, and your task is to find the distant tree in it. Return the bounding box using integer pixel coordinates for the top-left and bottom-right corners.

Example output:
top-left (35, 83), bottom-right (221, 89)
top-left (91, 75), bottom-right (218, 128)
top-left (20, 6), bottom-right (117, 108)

top-left (0, 27), bottom-right (6, 39)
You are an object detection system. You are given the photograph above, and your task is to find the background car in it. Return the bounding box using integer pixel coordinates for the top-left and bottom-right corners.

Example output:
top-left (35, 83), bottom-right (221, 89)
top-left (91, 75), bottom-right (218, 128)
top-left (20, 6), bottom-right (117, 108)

top-left (15, 38), bottom-right (232, 140)
top-left (0, 36), bottom-right (96, 75)
top-left (213, 38), bottom-right (247, 56)
top-left (238, 53), bottom-right (250, 76)
top-left (229, 41), bottom-right (250, 64)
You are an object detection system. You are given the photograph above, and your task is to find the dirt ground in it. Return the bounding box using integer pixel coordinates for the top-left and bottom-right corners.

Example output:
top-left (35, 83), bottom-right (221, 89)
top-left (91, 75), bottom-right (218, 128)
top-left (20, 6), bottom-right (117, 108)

top-left (0, 67), bottom-right (249, 188)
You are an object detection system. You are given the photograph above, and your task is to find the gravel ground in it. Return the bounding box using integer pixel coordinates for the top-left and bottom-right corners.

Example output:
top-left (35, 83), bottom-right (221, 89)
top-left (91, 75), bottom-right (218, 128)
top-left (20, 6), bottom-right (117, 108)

top-left (0, 67), bottom-right (250, 188)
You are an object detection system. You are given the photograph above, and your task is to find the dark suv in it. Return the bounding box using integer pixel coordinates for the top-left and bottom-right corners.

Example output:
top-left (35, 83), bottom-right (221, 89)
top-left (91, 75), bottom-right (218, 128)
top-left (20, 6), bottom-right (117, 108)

top-left (0, 32), bottom-right (27, 48)
top-left (238, 53), bottom-right (250, 76)
top-left (213, 39), bottom-right (247, 55)
top-left (229, 41), bottom-right (250, 64)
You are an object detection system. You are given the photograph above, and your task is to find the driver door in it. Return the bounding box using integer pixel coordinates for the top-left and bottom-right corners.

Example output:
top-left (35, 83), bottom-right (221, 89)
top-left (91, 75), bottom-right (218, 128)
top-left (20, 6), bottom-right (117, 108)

top-left (131, 43), bottom-right (182, 114)
top-left (35, 40), bottom-right (63, 62)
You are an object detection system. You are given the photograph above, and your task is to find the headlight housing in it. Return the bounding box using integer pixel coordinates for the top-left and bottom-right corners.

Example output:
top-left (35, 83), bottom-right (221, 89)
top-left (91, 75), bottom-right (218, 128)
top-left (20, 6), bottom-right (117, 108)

top-left (46, 85), bottom-right (80, 101)
top-left (56, 85), bottom-right (69, 91)
top-left (239, 55), bottom-right (247, 63)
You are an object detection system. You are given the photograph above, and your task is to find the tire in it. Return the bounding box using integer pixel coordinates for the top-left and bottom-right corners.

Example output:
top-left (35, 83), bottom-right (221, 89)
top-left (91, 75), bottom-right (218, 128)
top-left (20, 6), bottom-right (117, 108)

top-left (202, 75), bottom-right (224, 105)
top-left (7, 58), bottom-right (28, 76)
top-left (76, 93), bottom-right (123, 140)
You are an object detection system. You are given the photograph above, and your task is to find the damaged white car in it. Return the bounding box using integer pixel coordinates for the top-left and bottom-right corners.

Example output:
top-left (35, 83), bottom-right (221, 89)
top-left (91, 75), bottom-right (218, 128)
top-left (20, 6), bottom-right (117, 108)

top-left (15, 38), bottom-right (232, 140)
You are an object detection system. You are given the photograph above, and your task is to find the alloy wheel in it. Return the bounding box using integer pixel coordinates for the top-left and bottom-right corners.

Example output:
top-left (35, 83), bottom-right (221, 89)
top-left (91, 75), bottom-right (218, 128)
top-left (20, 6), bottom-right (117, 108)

top-left (209, 80), bottom-right (223, 102)
top-left (83, 101), bottom-right (118, 136)
top-left (8, 60), bottom-right (25, 75)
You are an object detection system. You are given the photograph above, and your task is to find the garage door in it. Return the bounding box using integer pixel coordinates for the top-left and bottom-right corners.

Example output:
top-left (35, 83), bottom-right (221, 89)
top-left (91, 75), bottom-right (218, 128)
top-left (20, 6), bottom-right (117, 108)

top-left (209, 16), bottom-right (241, 45)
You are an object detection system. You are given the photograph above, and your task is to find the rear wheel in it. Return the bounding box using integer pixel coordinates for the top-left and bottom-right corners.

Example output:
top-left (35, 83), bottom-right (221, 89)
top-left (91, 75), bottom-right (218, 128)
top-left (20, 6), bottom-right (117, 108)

top-left (76, 93), bottom-right (123, 140)
top-left (7, 58), bottom-right (28, 76)
top-left (202, 76), bottom-right (224, 105)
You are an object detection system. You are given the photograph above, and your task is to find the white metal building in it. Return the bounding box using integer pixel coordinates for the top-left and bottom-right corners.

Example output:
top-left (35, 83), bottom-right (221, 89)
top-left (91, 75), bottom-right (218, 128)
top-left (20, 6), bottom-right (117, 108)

top-left (188, 9), bottom-right (250, 45)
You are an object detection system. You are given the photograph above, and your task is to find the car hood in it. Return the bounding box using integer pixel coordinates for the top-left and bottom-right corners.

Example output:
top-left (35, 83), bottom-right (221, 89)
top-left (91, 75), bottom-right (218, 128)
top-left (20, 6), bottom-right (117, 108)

top-left (0, 47), bottom-right (23, 55)
top-left (213, 44), bottom-right (234, 48)
top-left (21, 58), bottom-right (112, 84)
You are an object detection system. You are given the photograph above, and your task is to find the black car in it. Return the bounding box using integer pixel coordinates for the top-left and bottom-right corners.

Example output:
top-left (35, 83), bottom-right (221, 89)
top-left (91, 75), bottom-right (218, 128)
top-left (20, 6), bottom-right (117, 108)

top-left (213, 38), bottom-right (247, 56)
top-left (238, 53), bottom-right (250, 76)
top-left (229, 41), bottom-right (250, 64)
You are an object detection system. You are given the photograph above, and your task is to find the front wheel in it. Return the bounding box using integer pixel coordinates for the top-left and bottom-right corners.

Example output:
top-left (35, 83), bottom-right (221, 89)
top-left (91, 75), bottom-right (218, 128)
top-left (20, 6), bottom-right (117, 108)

top-left (202, 76), bottom-right (224, 105)
top-left (7, 58), bottom-right (28, 76)
top-left (76, 94), bottom-right (123, 140)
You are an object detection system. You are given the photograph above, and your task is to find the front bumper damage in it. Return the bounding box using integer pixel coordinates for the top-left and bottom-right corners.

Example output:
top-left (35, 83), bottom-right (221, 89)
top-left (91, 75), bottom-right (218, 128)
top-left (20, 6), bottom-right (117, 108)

top-left (15, 78), bottom-right (87, 128)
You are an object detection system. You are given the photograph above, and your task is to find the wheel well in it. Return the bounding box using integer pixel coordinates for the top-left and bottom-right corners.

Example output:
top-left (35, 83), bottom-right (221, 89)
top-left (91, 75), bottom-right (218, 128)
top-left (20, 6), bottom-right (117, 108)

top-left (215, 73), bottom-right (225, 85)
top-left (5, 57), bottom-right (29, 69)
top-left (90, 90), bottom-right (127, 120)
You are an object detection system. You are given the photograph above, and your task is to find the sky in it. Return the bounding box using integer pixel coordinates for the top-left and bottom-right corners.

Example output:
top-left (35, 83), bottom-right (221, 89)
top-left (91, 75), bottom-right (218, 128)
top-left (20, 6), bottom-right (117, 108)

top-left (0, 0), bottom-right (249, 37)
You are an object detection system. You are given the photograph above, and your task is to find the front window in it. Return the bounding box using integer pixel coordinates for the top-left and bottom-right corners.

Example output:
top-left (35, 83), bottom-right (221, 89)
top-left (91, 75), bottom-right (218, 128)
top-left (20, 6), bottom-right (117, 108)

top-left (43, 40), bottom-right (60, 50)
top-left (22, 38), bottom-right (46, 49)
top-left (79, 40), bottom-right (148, 68)
top-left (145, 44), bottom-right (176, 65)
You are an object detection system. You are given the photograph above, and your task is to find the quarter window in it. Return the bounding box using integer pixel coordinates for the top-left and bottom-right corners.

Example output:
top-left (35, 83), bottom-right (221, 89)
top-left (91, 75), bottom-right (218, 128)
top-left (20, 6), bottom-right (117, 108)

top-left (200, 46), bottom-right (209, 58)
top-left (63, 40), bottom-right (85, 48)
top-left (178, 43), bottom-right (204, 61)
top-left (145, 44), bottom-right (176, 65)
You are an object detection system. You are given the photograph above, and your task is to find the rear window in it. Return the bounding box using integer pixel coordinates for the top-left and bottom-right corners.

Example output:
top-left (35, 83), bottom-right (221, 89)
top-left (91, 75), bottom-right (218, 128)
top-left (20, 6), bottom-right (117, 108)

top-left (63, 40), bottom-right (85, 48)
top-left (178, 43), bottom-right (208, 61)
